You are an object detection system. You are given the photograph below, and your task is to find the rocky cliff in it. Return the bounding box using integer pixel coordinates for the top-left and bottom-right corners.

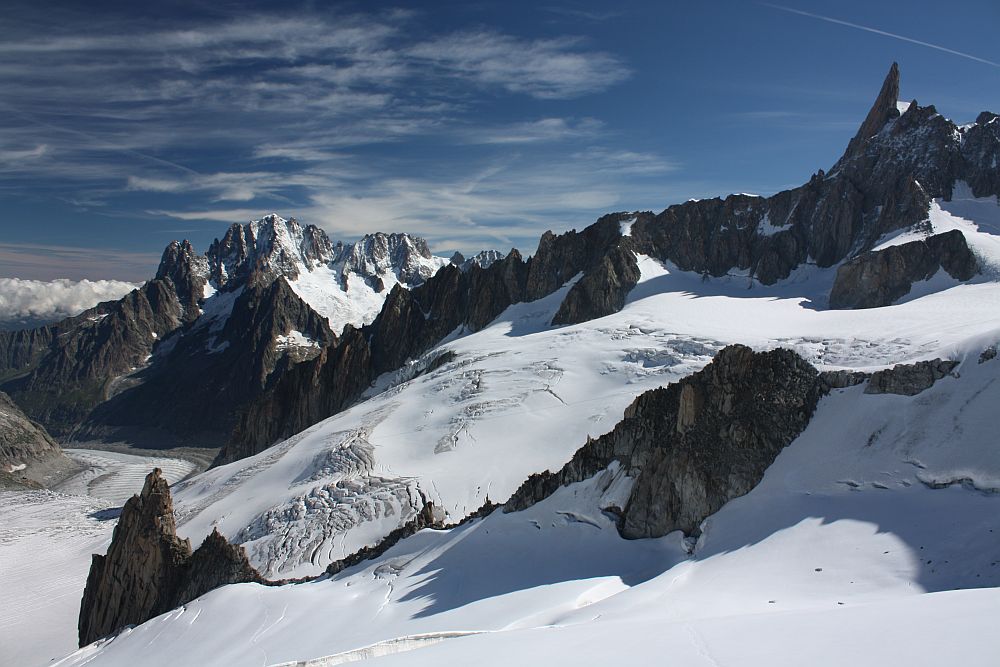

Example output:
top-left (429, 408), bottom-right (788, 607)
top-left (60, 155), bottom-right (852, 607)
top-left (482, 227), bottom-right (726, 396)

top-left (79, 469), bottom-right (264, 647)
top-left (0, 390), bottom-right (67, 488)
top-left (829, 229), bottom-right (978, 308)
top-left (504, 345), bottom-right (826, 539)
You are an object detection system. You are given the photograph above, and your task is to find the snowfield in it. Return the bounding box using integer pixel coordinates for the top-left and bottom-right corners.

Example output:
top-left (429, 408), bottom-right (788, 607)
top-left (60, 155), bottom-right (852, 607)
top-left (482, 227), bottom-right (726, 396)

top-left (0, 491), bottom-right (115, 667)
top-left (53, 344), bottom-right (1000, 666)
top-left (5, 193), bottom-right (1000, 666)
top-left (58, 449), bottom-right (197, 506)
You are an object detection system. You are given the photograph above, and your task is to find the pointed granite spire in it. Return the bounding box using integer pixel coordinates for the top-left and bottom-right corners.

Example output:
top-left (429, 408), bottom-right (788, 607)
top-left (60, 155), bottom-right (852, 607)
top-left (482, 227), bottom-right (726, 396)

top-left (843, 62), bottom-right (901, 158)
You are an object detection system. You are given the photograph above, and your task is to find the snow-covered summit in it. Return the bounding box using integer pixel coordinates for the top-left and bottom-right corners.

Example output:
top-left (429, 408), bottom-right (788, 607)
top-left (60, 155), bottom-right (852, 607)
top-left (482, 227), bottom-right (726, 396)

top-left (333, 232), bottom-right (447, 288)
top-left (198, 216), bottom-right (467, 333)
top-left (205, 214), bottom-right (335, 289)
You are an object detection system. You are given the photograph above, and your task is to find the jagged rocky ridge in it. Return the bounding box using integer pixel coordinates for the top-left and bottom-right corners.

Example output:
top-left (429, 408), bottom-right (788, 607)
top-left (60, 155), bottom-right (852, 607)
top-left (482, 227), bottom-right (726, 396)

top-left (224, 63), bottom-right (999, 462)
top-left (79, 468), bottom-right (265, 647)
top-left (624, 63), bottom-right (994, 292)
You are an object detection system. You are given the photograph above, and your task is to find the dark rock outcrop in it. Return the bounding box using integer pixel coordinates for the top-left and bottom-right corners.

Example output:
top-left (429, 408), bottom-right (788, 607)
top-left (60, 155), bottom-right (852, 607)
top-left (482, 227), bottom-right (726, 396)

top-left (864, 358), bottom-right (958, 396)
top-left (819, 369), bottom-right (870, 389)
top-left (504, 345), bottom-right (826, 539)
top-left (79, 469), bottom-right (264, 647)
top-left (0, 390), bottom-right (68, 488)
top-left (552, 237), bottom-right (642, 325)
top-left (829, 229), bottom-right (978, 308)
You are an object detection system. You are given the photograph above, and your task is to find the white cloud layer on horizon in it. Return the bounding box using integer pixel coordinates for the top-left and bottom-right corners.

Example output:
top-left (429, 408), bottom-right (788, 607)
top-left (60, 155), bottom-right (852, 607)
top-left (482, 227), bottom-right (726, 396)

top-left (0, 278), bottom-right (137, 326)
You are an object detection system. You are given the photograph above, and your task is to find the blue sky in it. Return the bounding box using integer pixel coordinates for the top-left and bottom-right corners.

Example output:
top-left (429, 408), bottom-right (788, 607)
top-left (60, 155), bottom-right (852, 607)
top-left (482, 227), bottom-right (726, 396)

top-left (1, 0), bottom-right (998, 280)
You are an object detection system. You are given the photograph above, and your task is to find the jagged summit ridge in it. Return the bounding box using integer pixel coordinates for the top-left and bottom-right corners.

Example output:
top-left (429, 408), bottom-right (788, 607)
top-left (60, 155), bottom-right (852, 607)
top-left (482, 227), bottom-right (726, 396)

top-left (205, 214), bottom-right (336, 289)
top-left (843, 61), bottom-right (901, 159)
top-left (201, 214), bottom-right (452, 295)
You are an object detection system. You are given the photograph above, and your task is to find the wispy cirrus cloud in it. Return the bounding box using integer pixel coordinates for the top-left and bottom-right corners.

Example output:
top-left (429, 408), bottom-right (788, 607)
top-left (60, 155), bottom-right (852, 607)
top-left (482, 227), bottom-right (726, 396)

top-left (0, 4), bottom-right (654, 278)
top-left (464, 117), bottom-right (605, 144)
top-left (409, 32), bottom-right (629, 99)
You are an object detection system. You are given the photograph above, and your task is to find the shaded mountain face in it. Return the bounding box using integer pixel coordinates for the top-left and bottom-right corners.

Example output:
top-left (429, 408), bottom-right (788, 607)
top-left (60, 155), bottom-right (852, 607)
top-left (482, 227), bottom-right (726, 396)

top-left (0, 390), bottom-right (67, 488)
top-left (0, 218), bottom-right (458, 448)
top-left (223, 64), bottom-right (999, 463)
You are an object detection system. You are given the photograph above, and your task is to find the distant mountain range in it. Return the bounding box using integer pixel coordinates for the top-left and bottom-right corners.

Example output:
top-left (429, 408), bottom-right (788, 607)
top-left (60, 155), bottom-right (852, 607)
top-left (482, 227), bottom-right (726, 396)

top-left (1, 62), bottom-right (997, 468)
top-left (0, 218), bottom-right (494, 453)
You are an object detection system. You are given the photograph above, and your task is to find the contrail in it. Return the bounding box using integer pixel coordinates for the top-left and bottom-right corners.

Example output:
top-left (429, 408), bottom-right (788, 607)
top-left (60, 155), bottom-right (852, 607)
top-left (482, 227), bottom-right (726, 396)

top-left (761, 3), bottom-right (1000, 69)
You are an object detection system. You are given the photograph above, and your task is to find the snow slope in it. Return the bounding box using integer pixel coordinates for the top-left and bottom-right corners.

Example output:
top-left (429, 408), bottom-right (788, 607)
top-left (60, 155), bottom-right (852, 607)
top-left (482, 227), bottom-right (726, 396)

top-left (15, 192), bottom-right (1000, 665)
top-left (167, 224), bottom-right (1000, 579)
top-left (53, 341), bottom-right (1000, 666)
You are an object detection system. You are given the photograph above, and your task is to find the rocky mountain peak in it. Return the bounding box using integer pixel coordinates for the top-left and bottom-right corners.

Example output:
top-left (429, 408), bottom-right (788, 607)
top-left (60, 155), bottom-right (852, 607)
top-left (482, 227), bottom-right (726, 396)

top-left (336, 232), bottom-right (443, 286)
top-left (156, 239), bottom-right (208, 319)
top-left (844, 61), bottom-right (901, 158)
top-left (79, 468), bottom-right (264, 646)
top-left (206, 214), bottom-right (337, 289)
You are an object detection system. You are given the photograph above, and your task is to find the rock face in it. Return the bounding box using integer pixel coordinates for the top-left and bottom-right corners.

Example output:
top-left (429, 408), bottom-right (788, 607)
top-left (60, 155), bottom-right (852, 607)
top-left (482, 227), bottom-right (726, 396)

top-left (628, 63), bottom-right (998, 285)
top-left (0, 390), bottom-right (66, 488)
top-left (504, 346), bottom-right (826, 539)
top-left (79, 469), bottom-right (263, 647)
top-left (206, 214), bottom-right (335, 289)
top-left (0, 390), bottom-right (60, 466)
top-left (552, 237), bottom-right (642, 325)
top-left (829, 230), bottom-right (978, 308)
top-left (156, 240), bottom-right (209, 322)
top-left (0, 280), bottom-right (190, 436)
top-left (864, 358), bottom-right (958, 396)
